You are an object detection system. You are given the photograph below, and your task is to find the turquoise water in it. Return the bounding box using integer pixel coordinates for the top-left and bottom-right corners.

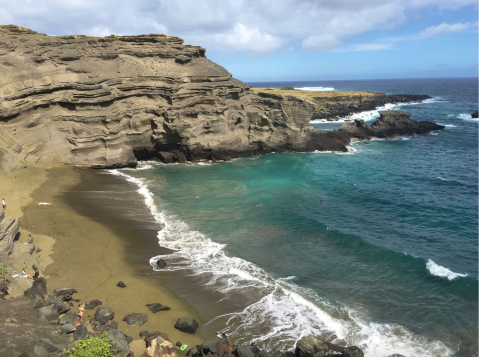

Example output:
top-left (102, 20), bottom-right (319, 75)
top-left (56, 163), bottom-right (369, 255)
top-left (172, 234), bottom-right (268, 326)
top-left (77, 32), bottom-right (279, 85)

top-left (116, 78), bottom-right (478, 357)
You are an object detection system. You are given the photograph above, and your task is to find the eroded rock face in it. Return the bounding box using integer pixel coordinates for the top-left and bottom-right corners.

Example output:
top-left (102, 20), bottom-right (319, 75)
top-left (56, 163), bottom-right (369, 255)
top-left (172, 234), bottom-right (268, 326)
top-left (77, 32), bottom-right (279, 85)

top-left (0, 25), bottom-right (323, 171)
top-left (339, 110), bottom-right (444, 140)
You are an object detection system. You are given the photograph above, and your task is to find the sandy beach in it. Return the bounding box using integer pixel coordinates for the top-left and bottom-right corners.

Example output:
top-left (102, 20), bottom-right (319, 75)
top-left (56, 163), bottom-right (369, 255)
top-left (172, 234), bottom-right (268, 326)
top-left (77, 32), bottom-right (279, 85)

top-left (1, 165), bottom-right (206, 356)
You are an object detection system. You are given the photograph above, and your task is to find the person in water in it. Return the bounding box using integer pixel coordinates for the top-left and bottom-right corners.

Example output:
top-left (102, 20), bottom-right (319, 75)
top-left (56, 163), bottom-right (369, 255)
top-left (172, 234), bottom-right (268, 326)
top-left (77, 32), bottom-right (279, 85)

top-left (2, 198), bottom-right (6, 212)
top-left (77, 303), bottom-right (85, 323)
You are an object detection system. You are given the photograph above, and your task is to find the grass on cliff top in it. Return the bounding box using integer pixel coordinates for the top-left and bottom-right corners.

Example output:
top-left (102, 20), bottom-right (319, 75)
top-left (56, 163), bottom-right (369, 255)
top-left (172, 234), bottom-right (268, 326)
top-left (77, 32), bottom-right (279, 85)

top-left (251, 88), bottom-right (380, 102)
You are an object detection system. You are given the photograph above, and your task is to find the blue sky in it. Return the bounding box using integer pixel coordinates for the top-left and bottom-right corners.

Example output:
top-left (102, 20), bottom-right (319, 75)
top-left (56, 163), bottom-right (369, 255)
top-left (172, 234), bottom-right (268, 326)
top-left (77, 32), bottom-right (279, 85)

top-left (0, 0), bottom-right (477, 81)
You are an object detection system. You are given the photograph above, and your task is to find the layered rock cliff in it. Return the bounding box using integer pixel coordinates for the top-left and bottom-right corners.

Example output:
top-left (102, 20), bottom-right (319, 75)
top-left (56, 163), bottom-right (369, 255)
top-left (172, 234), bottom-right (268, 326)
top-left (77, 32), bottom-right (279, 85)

top-left (0, 25), bottom-right (323, 170)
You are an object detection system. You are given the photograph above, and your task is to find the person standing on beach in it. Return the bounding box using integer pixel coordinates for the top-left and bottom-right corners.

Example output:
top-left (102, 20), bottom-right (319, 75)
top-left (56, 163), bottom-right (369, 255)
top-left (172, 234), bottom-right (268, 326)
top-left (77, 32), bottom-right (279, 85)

top-left (2, 198), bottom-right (6, 212)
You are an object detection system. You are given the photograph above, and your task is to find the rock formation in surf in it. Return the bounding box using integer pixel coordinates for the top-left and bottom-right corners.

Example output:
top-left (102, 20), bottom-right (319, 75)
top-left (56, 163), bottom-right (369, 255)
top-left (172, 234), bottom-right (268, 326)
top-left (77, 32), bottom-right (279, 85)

top-left (0, 209), bottom-right (19, 255)
top-left (339, 110), bottom-right (445, 140)
top-left (0, 26), bottom-right (443, 171)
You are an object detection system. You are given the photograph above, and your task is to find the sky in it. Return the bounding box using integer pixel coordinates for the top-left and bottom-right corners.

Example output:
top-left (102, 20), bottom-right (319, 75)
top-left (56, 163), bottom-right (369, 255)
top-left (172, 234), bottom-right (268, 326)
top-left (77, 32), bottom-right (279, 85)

top-left (0, 0), bottom-right (477, 82)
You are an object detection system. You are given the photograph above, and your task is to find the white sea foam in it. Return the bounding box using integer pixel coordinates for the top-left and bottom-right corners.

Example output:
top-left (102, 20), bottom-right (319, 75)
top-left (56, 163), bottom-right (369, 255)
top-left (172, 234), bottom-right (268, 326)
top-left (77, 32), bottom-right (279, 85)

top-left (426, 259), bottom-right (468, 280)
top-left (437, 177), bottom-right (449, 181)
top-left (294, 86), bottom-right (335, 91)
top-left (458, 113), bottom-right (478, 121)
top-left (108, 168), bottom-right (456, 357)
top-left (436, 123), bottom-right (457, 128)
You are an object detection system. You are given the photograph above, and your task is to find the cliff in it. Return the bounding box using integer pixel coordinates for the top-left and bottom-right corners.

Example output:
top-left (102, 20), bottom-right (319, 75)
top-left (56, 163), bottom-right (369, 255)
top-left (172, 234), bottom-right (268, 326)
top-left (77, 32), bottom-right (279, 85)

top-left (0, 25), bottom-right (323, 170)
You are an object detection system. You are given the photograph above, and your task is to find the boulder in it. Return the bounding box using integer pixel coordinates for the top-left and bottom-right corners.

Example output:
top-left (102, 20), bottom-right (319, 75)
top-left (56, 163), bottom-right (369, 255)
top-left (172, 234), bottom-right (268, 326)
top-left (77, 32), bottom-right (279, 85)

top-left (0, 281), bottom-right (8, 299)
top-left (39, 338), bottom-right (62, 353)
top-left (24, 277), bottom-right (47, 299)
top-left (45, 294), bottom-right (70, 314)
top-left (174, 318), bottom-right (199, 334)
top-left (60, 312), bottom-right (79, 325)
top-left (156, 259), bottom-right (168, 269)
top-left (141, 335), bottom-right (177, 357)
top-left (144, 332), bottom-right (171, 347)
top-left (146, 303), bottom-right (171, 313)
top-left (53, 287), bottom-right (77, 301)
top-left (60, 323), bottom-right (76, 334)
top-left (73, 324), bottom-right (88, 340)
top-left (235, 345), bottom-right (255, 357)
top-left (91, 319), bottom-right (118, 332)
top-left (30, 295), bottom-right (45, 308)
top-left (123, 312), bottom-right (148, 326)
top-left (94, 306), bottom-right (115, 323)
top-left (342, 346), bottom-right (364, 357)
top-left (176, 341), bottom-right (182, 347)
top-left (472, 111), bottom-right (478, 118)
top-left (107, 329), bottom-right (134, 357)
top-left (140, 330), bottom-right (153, 338)
top-left (295, 335), bottom-right (328, 357)
top-left (117, 281), bottom-right (127, 288)
top-left (38, 304), bottom-right (59, 323)
top-left (18, 353), bottom-right (30, 357)
top-left (85, 299), bottom-right (103, 309)
top-left (33, 344), bottom-right (49, 357)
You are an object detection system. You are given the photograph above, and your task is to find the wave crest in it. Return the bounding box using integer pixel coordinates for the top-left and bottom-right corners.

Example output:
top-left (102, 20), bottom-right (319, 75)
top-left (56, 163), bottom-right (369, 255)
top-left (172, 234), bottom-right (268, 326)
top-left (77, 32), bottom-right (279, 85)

top-left (426, 259), bottom-right (468, 280)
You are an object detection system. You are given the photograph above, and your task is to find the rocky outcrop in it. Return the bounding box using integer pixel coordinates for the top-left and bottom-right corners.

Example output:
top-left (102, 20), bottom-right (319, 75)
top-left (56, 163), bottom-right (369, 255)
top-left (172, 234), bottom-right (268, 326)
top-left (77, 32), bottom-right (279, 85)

top-left (0, 209), bottom-right (19, 255)
top-left (310, 94), bottom-right (431, 121)
top-left (339, 110), bottom-right (444, 140)
top-left (0, 25), bottom-right (325, 170)
top-left (174, 317), bottom-right (199, 334)
top-left (472, 111), bottom-right (478, 118)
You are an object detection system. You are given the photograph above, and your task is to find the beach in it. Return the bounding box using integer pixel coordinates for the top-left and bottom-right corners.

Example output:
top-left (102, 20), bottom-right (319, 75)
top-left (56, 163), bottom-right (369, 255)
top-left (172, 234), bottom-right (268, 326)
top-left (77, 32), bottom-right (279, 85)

top-left (1, 165), bottom-right (206, 356)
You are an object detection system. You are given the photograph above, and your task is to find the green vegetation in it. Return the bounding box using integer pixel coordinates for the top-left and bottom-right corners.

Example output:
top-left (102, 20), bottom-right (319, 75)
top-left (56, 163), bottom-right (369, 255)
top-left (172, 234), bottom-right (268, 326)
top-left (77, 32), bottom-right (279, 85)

top-left (65, 333), bottom-right (114, 357)
top-left (0, 267), bottom-right (9, 274)
top-left (279, 86), bottom-right (294, 90)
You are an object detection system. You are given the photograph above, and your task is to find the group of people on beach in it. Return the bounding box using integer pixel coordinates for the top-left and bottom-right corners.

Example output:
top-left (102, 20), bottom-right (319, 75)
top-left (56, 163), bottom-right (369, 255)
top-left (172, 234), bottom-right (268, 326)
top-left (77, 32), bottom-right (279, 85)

top-left (21, 266), bottom-right (39, 279)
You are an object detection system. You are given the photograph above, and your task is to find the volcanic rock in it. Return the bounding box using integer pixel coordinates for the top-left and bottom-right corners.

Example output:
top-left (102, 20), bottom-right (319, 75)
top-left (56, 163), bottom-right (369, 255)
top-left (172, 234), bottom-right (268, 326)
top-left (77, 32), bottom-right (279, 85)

top-left (295, 335), bottom-right (328, 357)
top-left (339, 110), bottom-right (444, 140)
top-left (73, 324), bottom-right (88, 340)
top-left (146, 303), bottom-right (170, 313)
top-left (141, 334), bottom-right (177, 357)
top-left (155, 259), bottom-right (168, 269)
top-left (44, 294), bottom-right (70, 314)
top-left (24, 277), bottom-right (47, 299)
top-left (38, 304), bottom-right (59, 323)
top-left (94, 306), bottom-right (115, 323)
top-left (117, 281), bottom-right (127, 288)
top-left (123, 312), bottom-right (148, 326)
top-left (107, 329), bottom-right (134, 357)
top-left (472, 111), bottom-right (478, 118)
top-left (174, 317), bottom-right (199, 334)
top-left (342, 346), bottom-right (364, 357)
top-left (85, 299), bottom-right (103, 309)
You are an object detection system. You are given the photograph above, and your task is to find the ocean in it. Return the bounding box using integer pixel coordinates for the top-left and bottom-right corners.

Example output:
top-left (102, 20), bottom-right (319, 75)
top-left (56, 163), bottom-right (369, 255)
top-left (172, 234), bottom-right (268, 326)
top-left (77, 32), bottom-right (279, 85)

top-left (111, 78), bottom-right (478, 357)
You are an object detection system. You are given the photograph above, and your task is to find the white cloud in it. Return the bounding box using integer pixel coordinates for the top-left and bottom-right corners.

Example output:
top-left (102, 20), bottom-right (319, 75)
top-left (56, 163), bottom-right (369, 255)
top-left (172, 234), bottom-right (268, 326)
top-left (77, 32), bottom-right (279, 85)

top-left (214, 23), bottom-right (281, 57)
top-left (0, 0), bottom-right (476, 56)
top-left (417, 22), bottom-right (472, 39)
top-left (337, 43), bottom-right (393, 52)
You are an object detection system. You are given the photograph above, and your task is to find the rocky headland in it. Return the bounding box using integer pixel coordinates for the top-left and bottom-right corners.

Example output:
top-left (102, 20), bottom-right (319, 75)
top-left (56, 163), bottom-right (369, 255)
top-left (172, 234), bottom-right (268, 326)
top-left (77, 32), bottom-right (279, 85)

top-left (0, 25), bottom-right (442, 170)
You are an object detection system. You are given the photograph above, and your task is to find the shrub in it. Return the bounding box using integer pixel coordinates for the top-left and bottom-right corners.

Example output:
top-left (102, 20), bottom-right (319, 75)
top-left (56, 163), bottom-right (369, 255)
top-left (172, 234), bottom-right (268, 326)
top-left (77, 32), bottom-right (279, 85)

top-left (279, 86), bottom-right (294, 90)
top-left (65, 332), bottom-right (114, 357)
top-left (0, 267), bottom-right (9, 274)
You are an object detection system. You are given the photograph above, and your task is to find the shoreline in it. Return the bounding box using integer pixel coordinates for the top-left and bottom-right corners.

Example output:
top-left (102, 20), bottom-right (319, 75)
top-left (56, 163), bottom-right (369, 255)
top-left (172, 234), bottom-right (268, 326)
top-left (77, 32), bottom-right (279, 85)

top-left (3, 165), bottom-right (207, 356)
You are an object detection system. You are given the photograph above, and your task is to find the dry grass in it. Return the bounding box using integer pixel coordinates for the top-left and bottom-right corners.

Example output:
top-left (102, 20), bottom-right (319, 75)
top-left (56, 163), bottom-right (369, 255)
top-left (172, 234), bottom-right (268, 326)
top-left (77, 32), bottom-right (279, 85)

top-left (251, 87), bottom-right (380, 103)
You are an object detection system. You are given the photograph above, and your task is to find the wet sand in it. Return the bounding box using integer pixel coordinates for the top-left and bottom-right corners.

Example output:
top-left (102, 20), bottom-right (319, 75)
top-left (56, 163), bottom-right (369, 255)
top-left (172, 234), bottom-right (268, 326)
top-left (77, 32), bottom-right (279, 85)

top-left (21, 166), bottom-right (206, 355)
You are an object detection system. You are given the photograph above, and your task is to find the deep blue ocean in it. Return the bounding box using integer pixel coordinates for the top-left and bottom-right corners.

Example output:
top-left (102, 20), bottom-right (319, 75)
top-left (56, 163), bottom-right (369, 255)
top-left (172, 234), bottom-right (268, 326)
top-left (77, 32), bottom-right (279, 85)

top-left (114, 78), bottom-right (478, 357)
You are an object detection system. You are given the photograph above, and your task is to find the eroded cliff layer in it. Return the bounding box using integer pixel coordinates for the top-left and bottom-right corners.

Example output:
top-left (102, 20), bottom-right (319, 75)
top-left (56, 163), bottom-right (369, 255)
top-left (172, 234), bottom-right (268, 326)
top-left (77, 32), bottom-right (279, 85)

top-left (0, 25), bottom-right (324, 170)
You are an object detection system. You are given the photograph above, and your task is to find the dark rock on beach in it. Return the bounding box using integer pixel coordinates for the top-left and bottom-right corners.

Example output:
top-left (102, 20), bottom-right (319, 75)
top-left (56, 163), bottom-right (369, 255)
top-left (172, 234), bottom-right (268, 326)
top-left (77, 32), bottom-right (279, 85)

top-left (123, 312), bottom-right (148, 326)
top-left (85, 299), bottom-right (103, 309)
top-left (44, 294), bottom-right (70, 314)
top-left (107, 329), bottom-right (134, 357)
top-left (156, 259), bottom-right (168, 269)
top-left (38, 304), bottom-right (59, 323)
top-left (39, 338), bottom-right (62, 353)
top-left (60, 312), bottom-right (79, 325)
top-left (73, 324), bottom-right (88, 340)
top-left (24, 277), bottom-right (47, 299)
top-left (146, 302), bottom-right (171, 313)
top-left (117, 281), bottom-right (127, 288)
top-left (295, 335), bottom-right (328, 357)
top-left (141, 332), bottom-right (177, 357)
top-left (94, 306), bottom-right (115, 323)
top-left (53, 287), bottom-right (78, 301)
top-left (140, 330), bottom-right (153, 338)
top-left (339, 110), bottom-right (444, 140)
top-left (174, 317), bottom-right (199, 334)
top-left (60, 323), bottom-right (76, 334)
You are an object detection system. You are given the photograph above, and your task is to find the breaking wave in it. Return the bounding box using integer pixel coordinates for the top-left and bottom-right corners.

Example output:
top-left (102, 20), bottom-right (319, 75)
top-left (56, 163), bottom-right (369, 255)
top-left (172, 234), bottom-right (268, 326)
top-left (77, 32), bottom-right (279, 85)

top-left (107, 166), bottom-right (455, 357)
top-left (426, 259), bottom-right (468, 280)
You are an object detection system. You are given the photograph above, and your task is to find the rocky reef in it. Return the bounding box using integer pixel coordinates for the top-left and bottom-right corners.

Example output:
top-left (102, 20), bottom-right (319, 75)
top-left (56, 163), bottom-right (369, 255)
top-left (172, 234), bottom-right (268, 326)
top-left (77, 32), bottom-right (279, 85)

top-left (0, 209), bottom-right (19, 255)
top-left (310, 94), bottom-right (431, 121)
top-left (339, 110), bottom-right (445, 140)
